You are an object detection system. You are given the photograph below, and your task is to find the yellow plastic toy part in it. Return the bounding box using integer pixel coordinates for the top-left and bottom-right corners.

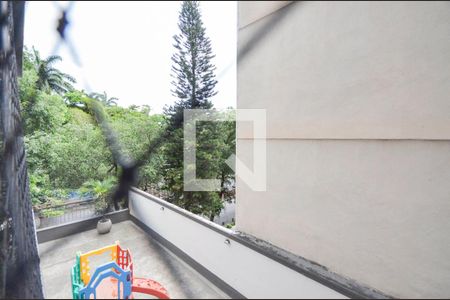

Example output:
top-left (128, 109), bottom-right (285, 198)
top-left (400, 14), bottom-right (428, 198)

top-left (79, 241), bottom-right (119, 285)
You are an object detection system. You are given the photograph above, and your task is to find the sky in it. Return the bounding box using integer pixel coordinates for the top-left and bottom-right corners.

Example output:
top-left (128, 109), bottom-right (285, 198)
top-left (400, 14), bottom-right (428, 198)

top-left (24, 1), bottom-right (237, 114)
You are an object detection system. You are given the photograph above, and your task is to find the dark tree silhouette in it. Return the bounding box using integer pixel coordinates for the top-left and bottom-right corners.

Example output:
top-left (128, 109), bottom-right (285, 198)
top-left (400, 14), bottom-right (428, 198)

top-left (32, 47), bottom-right (76, 95)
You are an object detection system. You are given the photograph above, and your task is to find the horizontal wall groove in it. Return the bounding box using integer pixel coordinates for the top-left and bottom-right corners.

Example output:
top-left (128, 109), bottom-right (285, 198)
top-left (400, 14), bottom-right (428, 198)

top-left (237, 137), bottom-right (450, 142)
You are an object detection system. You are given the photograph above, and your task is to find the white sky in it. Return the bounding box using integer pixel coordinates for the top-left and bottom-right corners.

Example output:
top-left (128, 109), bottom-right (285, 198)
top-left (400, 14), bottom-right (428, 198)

top-left (24, 1), bottom-right (237, 114)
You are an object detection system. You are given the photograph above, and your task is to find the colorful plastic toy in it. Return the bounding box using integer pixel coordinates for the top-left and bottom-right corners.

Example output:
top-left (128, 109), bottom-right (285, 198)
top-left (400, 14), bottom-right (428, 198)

top-left (71, 241), bottom-right (170, 299)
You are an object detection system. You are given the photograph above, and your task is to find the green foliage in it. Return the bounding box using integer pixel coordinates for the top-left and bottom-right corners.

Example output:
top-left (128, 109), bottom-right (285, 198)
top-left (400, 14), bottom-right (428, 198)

top-left (19, 49), bottom-right (71, 134)
top-left (20, 42), bottom-right (235, 224)
top-left (22, 91), bottom-right (70, 134)
top-left (81, 177), bottom-right (117, 214)
top-left (29, 171), bottom-right (52, 206)
top-left (40, 208), bottom-right (65, 218)
top-left (105, 105), bottom-right (167, 189)
top-left (225, 221), bottom-right (235, 229)
top-left (25, 121), bottom-right (111, 189)
top-left (67, 107), bottom-right (95, 125)
top-left (20, 47), bottom-right (166, 209)
top-left (30, 46), bottom-right (76, 94)
top-left (89, 91), bottom-right (118, 106)
top-left (19, 67), bottom-right (38, 106)
top-left (107, 106), bottom-right (163, 159)
top-left (169, 1), bottom-right (217, 109)
top-left (35, 197), bottom-right (66, 218)
top-left (162, 1), bottom-right (235, 221)
top-left (218, 115), bottom-right (236, 202)
top-left (22, 45), bottom-right (35, 71)
top-left (48, 123), bottom-right (111, 188)
top-left (65, 90), bottom-right (93, 114)
top-left (29, 171), bottom-right (66, 215)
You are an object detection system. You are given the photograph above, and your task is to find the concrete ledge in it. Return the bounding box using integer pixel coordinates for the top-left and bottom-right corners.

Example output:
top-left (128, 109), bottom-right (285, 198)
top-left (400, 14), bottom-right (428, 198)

top-left (130, 187), bottom-right (391, 299)
top-left (36, 209), bottom-right (130, 244)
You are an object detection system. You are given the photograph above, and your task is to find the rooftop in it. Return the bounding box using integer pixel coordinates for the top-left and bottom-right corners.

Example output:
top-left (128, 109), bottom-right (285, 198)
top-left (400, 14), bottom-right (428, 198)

top-left (38, 220), bottom-right (229, 299)
top-left (35, 188), bottom-right (381, 299)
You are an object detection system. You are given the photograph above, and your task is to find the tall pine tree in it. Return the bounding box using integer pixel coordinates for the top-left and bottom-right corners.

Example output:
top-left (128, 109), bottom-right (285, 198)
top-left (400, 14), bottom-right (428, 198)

top-left (172, 1), bottom-right (216, 108)
top-left (163, 1), bottom-right (223, 220)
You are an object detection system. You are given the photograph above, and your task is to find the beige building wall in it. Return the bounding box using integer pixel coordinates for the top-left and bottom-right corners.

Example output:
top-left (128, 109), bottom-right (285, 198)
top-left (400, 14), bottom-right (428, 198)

top-left (236, 1), bottom-right (450, 298)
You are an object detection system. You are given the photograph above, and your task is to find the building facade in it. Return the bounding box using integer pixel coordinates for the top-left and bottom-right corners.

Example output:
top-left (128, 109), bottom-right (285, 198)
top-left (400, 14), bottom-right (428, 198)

top-left (236, 2), bottom-right (450, 298)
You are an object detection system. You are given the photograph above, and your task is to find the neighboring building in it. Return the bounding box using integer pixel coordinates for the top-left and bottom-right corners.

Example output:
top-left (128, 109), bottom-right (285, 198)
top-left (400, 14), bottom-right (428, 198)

top-left (236, 1), bottom-right (450, 298)
top-left (213, 200), bottom-right (235, 226)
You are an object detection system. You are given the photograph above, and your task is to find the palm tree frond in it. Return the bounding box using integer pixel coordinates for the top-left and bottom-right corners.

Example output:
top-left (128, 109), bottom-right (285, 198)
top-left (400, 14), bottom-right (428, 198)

top-left (61, 72), bottom-right (77, 83)
top-left (45, 55), bottom-right (63, 66)
top-left (31, 50), bottom-right (75, 95)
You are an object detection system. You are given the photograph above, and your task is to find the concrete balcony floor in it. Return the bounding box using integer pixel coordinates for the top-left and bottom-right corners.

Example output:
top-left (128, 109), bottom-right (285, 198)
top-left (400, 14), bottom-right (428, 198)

top-left (38, 220), bottom-right (229, 299)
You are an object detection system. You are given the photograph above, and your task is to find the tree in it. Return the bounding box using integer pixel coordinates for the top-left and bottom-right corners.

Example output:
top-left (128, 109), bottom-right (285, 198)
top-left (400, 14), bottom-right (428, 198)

top-left (167, 0), bottom-right (217, 122)
top-left (217, 112), bottom-right (236, 203)
top-left (106, 105), bottom-right (165, 183)
top-left (25, 121), bottom-right (111, 189)
top-left (163, 1), bottom-right (223, 220)
top-left (89, 91), bottom-right (118, 106)
top-left (65, 90), bottom-right (93, 114)
top-left (18, 61), bottom-right (70, 134)
top-left (31, 47), bottom-right (76, 95)
top-left (80, 177), bottom-right (117, 214)
top-left (20, 46), bottom-right (169, 209)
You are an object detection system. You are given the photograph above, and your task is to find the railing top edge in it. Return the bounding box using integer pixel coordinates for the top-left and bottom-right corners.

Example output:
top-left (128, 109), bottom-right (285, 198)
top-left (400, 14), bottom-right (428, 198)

top-left (34, 198), bottom-right (97, 212)
top-left (129, 187), bottom-right (236, 236)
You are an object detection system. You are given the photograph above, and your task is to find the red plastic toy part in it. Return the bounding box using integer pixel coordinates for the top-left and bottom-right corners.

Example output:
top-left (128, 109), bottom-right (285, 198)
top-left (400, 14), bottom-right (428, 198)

top-left (132, 277), bottom-right (170, 299)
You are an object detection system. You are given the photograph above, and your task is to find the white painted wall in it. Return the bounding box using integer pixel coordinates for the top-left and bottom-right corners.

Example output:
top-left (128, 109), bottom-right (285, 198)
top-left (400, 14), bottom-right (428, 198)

top-left (237, 139), bottom-right (450, 298)
top-left (238, 1), bottom-right (450, 140)
top-left (129, 189), bottom-right (346, 299)
top-left (238, 1), bottom-right (291, 29)
top-left (237, 1), bottom-right (450, 298)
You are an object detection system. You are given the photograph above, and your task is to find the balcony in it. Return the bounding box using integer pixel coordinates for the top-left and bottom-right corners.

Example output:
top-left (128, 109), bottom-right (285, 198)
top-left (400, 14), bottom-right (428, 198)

top-left (36, 188), bottom-right (376, 299)
top-left (39, 220), bottom-right (228, 299)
